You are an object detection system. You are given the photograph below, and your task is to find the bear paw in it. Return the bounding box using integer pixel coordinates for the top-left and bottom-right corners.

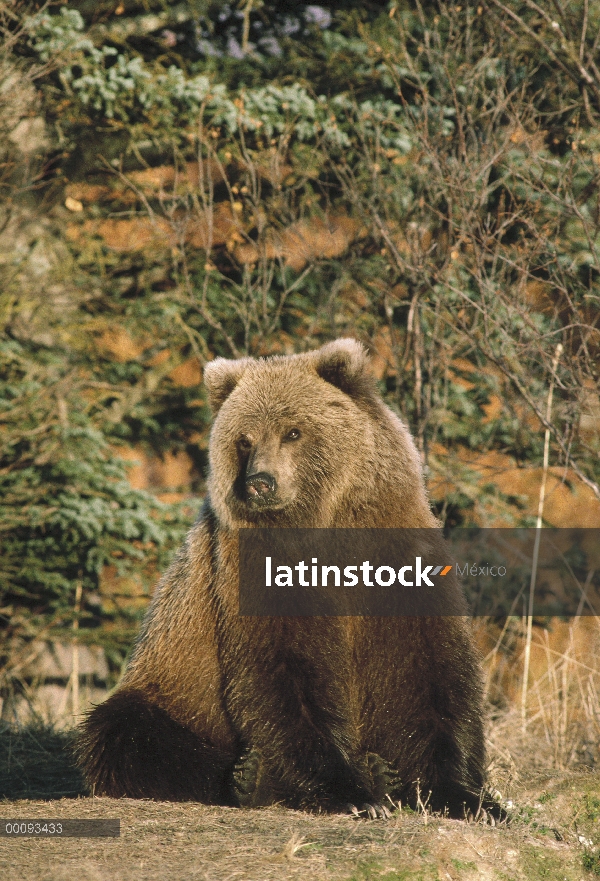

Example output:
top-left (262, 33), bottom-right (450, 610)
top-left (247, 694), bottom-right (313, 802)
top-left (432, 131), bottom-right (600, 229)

top-left (232, 748), bottom-right (261, 807)
top-left (366, 752), bottom-right (401, 804)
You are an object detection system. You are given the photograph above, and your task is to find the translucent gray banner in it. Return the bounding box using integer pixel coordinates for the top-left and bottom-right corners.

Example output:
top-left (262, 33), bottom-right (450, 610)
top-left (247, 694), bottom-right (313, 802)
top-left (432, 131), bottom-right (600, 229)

top-left (0, 819), bottom-right (120, 837)
top-left (238, 528), bottom-right (600, 616)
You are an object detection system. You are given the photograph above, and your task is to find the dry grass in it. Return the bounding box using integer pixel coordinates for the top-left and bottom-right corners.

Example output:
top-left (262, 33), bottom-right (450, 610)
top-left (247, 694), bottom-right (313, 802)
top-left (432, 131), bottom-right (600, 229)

top-left (479, 617), bottom-right (600, 772)
top-left (1, 773), bottom-right (598, 881)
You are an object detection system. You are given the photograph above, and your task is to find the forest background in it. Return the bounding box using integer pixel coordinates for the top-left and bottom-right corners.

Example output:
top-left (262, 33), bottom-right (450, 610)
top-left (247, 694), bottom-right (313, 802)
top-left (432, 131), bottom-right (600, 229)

top-left (1, 0), bottom-right (600, 776)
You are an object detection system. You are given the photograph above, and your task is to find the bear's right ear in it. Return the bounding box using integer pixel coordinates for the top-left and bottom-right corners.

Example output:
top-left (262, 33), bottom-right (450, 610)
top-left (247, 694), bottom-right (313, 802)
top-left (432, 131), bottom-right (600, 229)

top-left (203, 357), bottom-right (252, 413)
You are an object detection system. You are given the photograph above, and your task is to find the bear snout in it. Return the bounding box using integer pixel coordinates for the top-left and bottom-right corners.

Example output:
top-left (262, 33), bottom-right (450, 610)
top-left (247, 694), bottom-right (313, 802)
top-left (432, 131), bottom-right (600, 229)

top-left (245, 471), bottom-right (277, 504)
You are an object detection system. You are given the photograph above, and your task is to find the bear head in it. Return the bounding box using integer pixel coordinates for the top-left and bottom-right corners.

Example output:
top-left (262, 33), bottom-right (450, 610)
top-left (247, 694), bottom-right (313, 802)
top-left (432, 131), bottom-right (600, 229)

top-left (203, 339), bottom-right (390, 528)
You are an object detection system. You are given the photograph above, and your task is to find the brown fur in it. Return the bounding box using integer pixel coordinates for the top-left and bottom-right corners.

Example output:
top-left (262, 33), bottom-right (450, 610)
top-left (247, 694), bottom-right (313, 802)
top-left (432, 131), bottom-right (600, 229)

top-left (77, 339), bottom-right (494, 817)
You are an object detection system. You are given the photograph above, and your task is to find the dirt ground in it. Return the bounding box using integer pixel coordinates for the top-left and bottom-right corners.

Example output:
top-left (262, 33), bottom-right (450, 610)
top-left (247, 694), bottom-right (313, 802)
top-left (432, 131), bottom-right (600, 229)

top-left (1, 767), bottom-right (599, 881)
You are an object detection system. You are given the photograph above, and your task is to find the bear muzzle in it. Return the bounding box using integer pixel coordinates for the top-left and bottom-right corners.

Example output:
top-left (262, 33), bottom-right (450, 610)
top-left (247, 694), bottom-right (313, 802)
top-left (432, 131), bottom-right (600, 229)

top-left (245, 471), bottom-right (278, 506)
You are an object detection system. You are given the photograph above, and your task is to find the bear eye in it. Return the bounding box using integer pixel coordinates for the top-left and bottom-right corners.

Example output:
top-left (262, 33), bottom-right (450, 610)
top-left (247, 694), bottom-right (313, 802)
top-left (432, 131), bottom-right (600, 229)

top-left (284, 428), bottom-right (301, 442)
top-left (237, 436), bottom-right (252, 452)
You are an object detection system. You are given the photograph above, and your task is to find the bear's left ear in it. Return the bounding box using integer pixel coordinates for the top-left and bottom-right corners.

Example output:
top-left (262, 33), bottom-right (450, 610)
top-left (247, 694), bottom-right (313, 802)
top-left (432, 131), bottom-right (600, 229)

top-left (313, 338), bottom-right (376, 401)
top-left (204, 356), bottom-right (252, 413)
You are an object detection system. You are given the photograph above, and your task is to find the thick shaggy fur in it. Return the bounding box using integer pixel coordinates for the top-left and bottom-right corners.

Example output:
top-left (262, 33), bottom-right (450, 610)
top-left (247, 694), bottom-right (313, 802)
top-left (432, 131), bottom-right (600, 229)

top-left (77, 339), bottom-right (495, 817)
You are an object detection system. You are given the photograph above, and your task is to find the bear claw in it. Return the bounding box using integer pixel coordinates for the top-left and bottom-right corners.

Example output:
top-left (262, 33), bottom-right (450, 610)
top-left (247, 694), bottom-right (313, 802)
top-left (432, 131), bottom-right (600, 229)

top-left (346, 802), bottom-right (393, 820)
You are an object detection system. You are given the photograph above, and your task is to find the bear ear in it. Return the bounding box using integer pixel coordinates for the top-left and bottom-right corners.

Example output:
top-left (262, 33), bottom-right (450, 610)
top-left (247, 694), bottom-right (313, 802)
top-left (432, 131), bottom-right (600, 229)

top-left (203, 357), bottom-right (252, 413)
top-left (313, 338), bottom-right (375, 400)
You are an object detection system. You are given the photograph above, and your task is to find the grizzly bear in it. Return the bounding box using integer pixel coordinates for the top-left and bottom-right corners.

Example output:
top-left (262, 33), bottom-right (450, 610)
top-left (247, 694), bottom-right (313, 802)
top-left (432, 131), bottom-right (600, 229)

top-left (77, 338), bottom-right (497, 819)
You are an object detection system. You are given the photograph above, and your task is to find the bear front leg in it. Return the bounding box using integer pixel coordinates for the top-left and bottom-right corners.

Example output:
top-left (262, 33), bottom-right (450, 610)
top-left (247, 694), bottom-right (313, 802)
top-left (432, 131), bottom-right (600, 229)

top-left (220, 620), bottom-right (378, 811)
top-left (77, 689), bottom-right (236, 803)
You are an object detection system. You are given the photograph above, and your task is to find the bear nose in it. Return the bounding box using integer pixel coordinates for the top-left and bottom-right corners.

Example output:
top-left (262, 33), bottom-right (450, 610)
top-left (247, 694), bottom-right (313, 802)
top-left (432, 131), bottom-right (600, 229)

top-left (245, 471), bottom-right (277, 500)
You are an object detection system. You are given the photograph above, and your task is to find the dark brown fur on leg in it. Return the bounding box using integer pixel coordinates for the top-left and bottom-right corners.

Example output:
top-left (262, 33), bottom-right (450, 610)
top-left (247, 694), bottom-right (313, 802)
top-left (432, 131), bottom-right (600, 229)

top-left (76, 690), bottom-right (235, 803)
top-left (390, 726), bottom-right (505, 821)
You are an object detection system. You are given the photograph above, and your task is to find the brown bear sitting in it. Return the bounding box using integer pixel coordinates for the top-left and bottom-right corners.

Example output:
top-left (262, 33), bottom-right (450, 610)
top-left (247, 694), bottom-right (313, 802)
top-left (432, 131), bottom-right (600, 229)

top-left (77, 338), bottom-right (497, 819)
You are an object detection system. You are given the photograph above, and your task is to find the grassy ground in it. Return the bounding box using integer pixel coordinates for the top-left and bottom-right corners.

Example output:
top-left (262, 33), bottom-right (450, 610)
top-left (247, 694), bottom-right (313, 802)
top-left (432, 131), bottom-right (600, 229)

top-left (0, 724), bottom-right (599, 880)
top-left (0, 723), bottom-right (83, 801)
top-left (0, 780), bottom-right (597, 881)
